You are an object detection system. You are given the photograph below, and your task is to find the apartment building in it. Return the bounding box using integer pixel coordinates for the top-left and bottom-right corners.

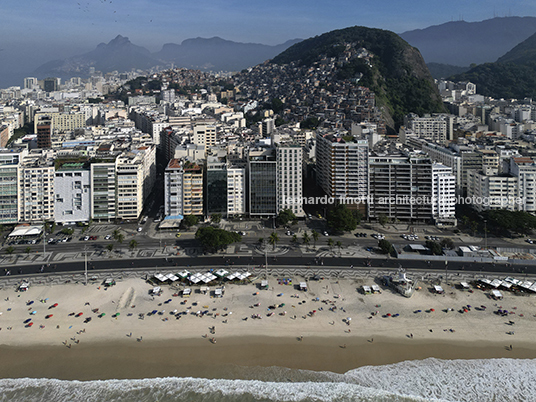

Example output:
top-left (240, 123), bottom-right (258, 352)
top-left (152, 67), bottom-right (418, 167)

top-left (90, 161), bottom-right (117, 221)
top-left (164, 158), bottom-right (204, 217)
top-left (116, 152), bottom-right (145, 220)
top-left (316, 132), bottom-right (368, 211)
top-left (19, 152), bottom-right (55, 223)
top-left (276, 142), bottom-right (304, 217)
top-left (248, 148), bottom-right (277, 217)
top-left (431, 164), bottom-right (457, 226)
top-left (509, 157), bottom-right (536, 212)
top-left (227, 167), bottom-right (246, 216)
top-left (368, 153), bottom-right (433, 223)
top-left (193, 124), bottom-right (216, 152)
top-left (404, 113), bottom-right (453, 142)
top-left (206, 155), bottom-right (228, 217)
top-left (467, 169), bottom-right (519, 212)
top-left (54, 162), bottom-right (91, 223)
top-left (0, 148), bottom-right (26, 224)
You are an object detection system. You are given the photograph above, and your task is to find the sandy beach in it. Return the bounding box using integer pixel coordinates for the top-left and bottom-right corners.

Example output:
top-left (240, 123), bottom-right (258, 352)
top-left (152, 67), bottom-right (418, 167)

top-left (1, 273), bottom-right (536, 380)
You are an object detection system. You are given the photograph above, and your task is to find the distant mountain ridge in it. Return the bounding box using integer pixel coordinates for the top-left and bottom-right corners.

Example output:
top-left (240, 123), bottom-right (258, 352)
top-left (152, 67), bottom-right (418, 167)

top-left (400, 17), bottom-right (536, 67)
top-left (34, 35), bottom-right (302, 79)
top-left (450, 30), bottom-right (536, 99)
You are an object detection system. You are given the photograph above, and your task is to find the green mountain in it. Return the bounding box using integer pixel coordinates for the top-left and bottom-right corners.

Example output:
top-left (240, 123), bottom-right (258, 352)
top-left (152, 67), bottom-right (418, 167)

top-left (497, 31), bottom-right (536, 64)
top-left (271, 26), bottom-right (445, 129)
top-left (427, 63), bottom-right (469, 79)
top-left (450, 31), bottom-right (536, 99)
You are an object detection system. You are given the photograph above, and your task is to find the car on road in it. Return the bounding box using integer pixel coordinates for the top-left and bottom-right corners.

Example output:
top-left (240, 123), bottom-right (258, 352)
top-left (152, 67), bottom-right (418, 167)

top-left (323, 231), bottom-right (329, 236)
top-left (372, 234), bottom-right (385, 240)
top-left (175, 233), bottom-right (181, 238)
top-left (137, 227), bottom-right (143, 232)
top-left (104, 234), bottom-right (112, 240)
top-left (527, 239), bottom-right (534, 244)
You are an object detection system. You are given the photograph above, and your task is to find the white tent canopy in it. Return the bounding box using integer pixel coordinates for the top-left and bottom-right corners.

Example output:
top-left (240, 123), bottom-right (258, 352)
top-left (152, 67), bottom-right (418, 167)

top-left (9, 225), bottom-right (43, 237)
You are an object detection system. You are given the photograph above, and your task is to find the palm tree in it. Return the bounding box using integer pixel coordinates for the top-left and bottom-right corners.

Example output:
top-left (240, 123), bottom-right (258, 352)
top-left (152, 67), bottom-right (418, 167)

top-left (311, 230), bottom-right (319, 249)
top-left (292, 234), bottom-right (298, 244)
top-left (5, 246), bottom-right (14, 255)
top-left (106, 243), bottom-right (114, 255)
top-left (129, 239), bottom-right (138, 252)
top-left (328, 238), bottom-right (334, 253)
top-left (116, 233), bottom-right (124, 244)
top-left (302, 232), bottom-right (310, 249)
top-left (269, 232), bottom-right (279, 251)
top-left (24, 246), bottom-right (31, 256)
top-left (112, 229), bottom-right (121, 240)
top-left (336, 241), bottom-right (342, 257)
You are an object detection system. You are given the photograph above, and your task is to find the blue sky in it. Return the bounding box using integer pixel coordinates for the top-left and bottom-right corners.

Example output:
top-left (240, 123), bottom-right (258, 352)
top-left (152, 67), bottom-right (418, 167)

top-left (1, 0), bottom-right (535, 86)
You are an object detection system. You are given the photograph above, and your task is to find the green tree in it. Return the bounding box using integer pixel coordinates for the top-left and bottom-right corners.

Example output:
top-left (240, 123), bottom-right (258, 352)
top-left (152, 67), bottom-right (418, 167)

top-left (378, 239), bottom-right (393, 254)
top-left (378, 214), bottom-right (389, 227)
top-left (195, 227), bottom-right (241, 253)
top-left (116, 233), bottom-right (124, 244)
top-left (129, 239), bottom-right (138, 251)
top-left (24, 246), bottom-right (31, 255)
top-left (106, 243), bottom-right (114, 254)
top-left (336, 240), bottom-right (343, 256)
top-left (61, 228), bottom-right (74, 236)
top-left (112, 229), bottom-right (121, 240)
top-left (311, 230), bottom-right (319, 249)
top-left (328, 238), bottom-right (334, 253)
top-left (426, 240), bottom-right (443, 255)
top-left (182, 215), bottom-right (199, 229)
top-left (276, 209), bottom-right (297, 226)
top-left (269, 232), bottom-right (279, 251)
top-left (440, 237), bottom-right (454, 250)
top-left (470, 221), bottom-right (478, 236)
top-left (302, 232), bottom-right (310, 248)
top-left (5, 246), bottom-right (14, 255)
top-left (292, 234), bottom-right (298, 244)
top-left (211, 213), bottom-right (222, 224)
top-left (326, 204), bottom-right (358, 232)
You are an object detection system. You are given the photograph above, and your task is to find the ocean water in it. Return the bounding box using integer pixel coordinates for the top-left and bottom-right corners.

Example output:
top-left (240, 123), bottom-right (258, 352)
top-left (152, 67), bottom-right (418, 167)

top-left (0, 358), bottom-right (534, 402)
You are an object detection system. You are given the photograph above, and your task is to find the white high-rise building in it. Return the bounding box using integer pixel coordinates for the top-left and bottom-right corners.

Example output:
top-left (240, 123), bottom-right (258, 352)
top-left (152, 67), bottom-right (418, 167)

top-left (431, 164), bottom-right (457, 226)
top-left (509, 157), bottom-right (536, 212)
top-left (54, 162), bottom-right (91, 223)
top-left (276, 142), bottom-right (304, 217)
top-left (227, 167), bottom-right (246, 216)
top-left (19, 152), bottom-right (55, 223)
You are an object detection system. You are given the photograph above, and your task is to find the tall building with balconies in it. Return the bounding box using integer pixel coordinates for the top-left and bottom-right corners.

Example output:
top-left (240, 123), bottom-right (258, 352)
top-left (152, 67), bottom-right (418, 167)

top-left (19, 152), bottom-right (55, 223)
top-left (316, 132), bottom-right (368, 211)
top-left (276, 142), bottom-right (304, 217)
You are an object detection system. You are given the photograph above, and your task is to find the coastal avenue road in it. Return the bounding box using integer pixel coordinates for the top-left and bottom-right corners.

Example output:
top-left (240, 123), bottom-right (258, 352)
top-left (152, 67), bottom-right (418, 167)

top-left (2, 254), bottom-right (531, 279)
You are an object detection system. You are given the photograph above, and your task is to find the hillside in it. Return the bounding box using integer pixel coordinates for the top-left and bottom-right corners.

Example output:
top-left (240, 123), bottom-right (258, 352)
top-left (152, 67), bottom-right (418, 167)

top-left (497, 31), bottom-right (536, 64)
top-left (400, 17), bottom-right (536, 67)
top-left (271, 26), bottom-right (445, 128)
top-left (450, 30), bottom-right (536, 99)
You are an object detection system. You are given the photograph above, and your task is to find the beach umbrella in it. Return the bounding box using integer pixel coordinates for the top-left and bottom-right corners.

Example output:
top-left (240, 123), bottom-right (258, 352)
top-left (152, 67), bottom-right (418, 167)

top-left (99, 313), bottom-right (105, 318)
top-left (430, 308), bottom-right (435, 312)
top-left (45, 314), bottom-right (53, 319)
top-left (30, 311), bottom-right (36, 315)
top-left (27, 301), bottom-right (34, 305)
top-left (386, 313), bottom-right (391, 317)
top-left (23, 318), bottom-right (31, 323)
top-left (27, 322), bottom-right (33, 327)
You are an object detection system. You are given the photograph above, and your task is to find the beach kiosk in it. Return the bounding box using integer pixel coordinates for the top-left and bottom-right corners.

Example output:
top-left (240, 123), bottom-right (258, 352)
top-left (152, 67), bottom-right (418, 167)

top-left (433, 285), bottom-right (444, 294)
top-left (18, 282), bottom-right (29, 292)
top-left (460, 281), bottom-right (470, 290)
top-left (362, 285), bottom-right (372, 295)
top-left (260, 280), bottom-right (269, 290)
top-left (371, 284), bottom-right (381, 294)
top-left (103, 278), bottom-right (116, 287)
top-left (214, 287), bottom-right (224, 298)
top-left (182, 288), bottom-right (191, 298)
top-left (151, 286), bottom-right (162, 296)
top-left (491, 289), bottom-right (503, 300)
top-left (299, 282), bottom-right (308, 292)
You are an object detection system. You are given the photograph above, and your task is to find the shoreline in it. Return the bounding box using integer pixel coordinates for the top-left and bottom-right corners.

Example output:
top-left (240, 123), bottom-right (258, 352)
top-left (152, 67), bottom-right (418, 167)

top-left (1, 336), bottom-right (535, 381)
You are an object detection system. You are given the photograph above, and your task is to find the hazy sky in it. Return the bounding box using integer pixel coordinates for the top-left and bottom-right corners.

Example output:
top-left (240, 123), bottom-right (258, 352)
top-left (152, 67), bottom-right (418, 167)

top-left (1, 0), bottom-right (535, 86)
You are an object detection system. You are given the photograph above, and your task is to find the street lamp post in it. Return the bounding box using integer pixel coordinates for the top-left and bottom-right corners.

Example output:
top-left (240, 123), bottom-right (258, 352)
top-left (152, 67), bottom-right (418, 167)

top-left (484, 219), bottom-right (488, 250)
top-left (84, 246), bottom-right (88, 286)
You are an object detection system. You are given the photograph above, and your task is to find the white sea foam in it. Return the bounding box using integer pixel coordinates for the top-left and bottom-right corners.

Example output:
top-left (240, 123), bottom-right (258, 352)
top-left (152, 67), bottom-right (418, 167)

top-left (345, 358), bottom-right (536, 402)
top-left (0, 376), bottom-right (441, 402)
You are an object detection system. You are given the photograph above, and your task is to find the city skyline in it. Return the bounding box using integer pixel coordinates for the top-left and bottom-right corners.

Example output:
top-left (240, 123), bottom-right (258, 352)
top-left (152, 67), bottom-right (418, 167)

top-left (1, 0), bottom-right (535, 88)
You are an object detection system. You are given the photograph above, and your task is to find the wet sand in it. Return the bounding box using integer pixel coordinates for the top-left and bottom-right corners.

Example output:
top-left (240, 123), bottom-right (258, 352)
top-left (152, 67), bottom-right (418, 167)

top-left (1, 336), bottom-right (535, 380)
